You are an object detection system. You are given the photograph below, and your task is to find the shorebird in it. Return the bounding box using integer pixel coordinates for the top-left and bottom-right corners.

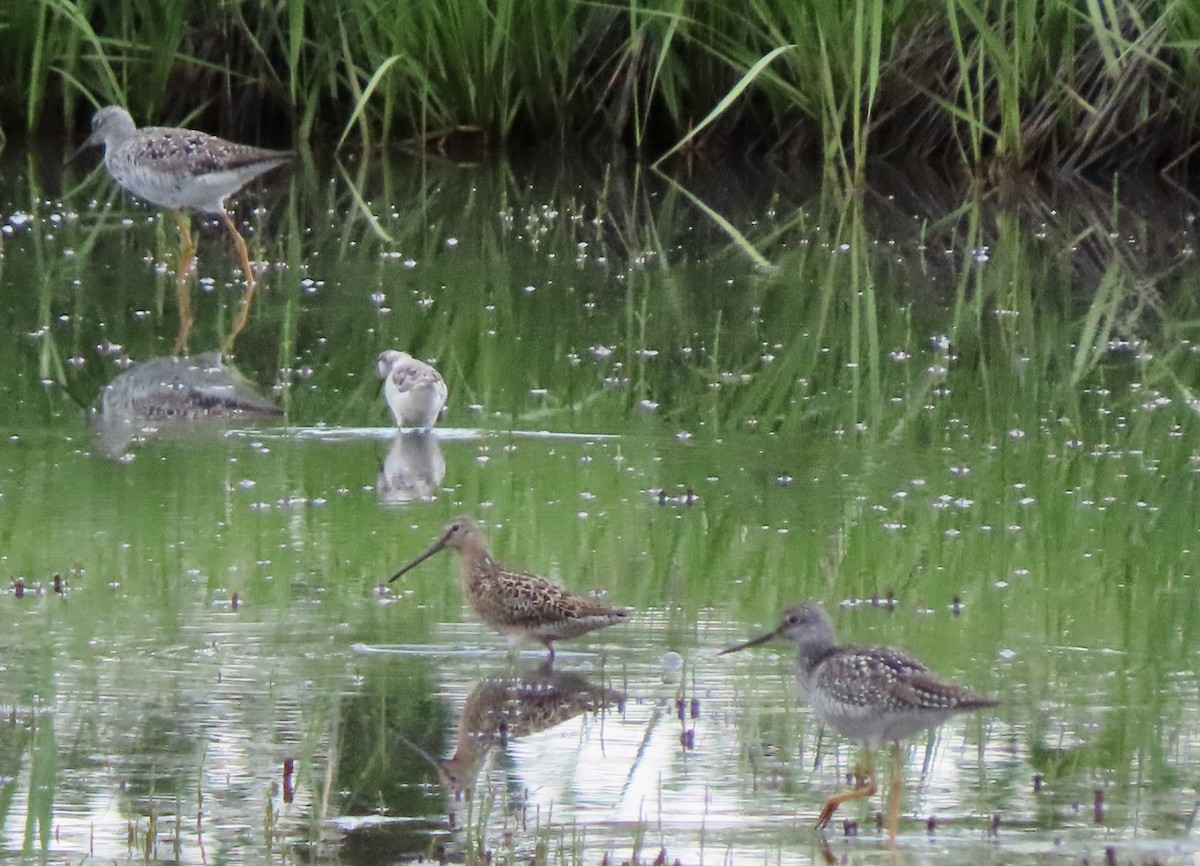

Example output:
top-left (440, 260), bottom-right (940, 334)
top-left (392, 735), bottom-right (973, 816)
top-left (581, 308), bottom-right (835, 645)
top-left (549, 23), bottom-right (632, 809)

top-left (377, 350), bottom-right (448, 429)
top-left (721, 603), bottom-right (997, 837)
top-left (74, 105), bottom-right (292, 353)
top-left (389, 518), bottom-right (627, 659)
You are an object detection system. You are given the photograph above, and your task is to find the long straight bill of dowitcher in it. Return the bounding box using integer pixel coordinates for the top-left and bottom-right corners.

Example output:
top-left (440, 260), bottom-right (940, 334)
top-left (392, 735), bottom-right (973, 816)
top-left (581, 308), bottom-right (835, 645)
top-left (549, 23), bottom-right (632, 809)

top-left (389, 538), bottom-right (447, 583)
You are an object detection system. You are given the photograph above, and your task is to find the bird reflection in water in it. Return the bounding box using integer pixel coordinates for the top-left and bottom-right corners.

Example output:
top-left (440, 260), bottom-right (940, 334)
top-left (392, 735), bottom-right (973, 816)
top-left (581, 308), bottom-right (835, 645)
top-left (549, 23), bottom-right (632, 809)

top-left (402, 666), bottom-right (625, 802)
top-left (91, 351), bottom-right (281, 458)
top-left (376, 432), bottom-right (446, 504)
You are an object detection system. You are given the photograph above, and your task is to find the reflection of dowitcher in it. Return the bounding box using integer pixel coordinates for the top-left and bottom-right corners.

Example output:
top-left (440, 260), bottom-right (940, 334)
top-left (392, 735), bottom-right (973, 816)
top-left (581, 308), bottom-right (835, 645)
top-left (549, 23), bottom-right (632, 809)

top-left (75, 106), bottom-right (292, 353)
top-left (405, 668), bottom-right (625, 798)
top-left (721, 603), bottom-right (997, 836)
top-left (376, 350), bottom-right (448, 429)
top-left (390, 518), bottom-right (627, 659)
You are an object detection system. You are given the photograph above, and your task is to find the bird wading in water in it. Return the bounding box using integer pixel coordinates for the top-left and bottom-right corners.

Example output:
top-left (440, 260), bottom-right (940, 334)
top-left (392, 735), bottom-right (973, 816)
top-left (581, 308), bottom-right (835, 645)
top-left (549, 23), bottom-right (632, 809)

top-left (376, 349), bottom-right (448, 429)
top-left (722, 603), bottom-right (998, 837)
top-left (390, 518), bottom-right (627, 660)
top-left (74, 105), bottom-right (292, 354)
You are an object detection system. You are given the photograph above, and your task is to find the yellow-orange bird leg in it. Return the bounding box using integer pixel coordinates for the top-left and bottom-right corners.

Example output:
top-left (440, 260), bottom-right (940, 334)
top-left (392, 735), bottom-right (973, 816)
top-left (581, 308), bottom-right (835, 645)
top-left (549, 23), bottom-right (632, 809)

top-left (886, 742), bottom-right (904, 840)
top-left (171, 210), bottom-right (195, 356)
top-left (816, 749), bottom-right (876, 830)
top-left (219, 209), bottom-right (257, 353)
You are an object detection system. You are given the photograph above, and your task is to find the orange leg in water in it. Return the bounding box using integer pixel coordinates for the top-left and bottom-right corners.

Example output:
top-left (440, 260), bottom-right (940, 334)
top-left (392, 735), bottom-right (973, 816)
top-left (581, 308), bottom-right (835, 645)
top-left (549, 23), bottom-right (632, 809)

top-left (886, 742), bottom-right (904, 840)
top-left (815, 749), bottom-right (876, 830)
top-left (171, 211), bottom-right (196, 356)
top-left (219, 209), bottom-right (257, 354)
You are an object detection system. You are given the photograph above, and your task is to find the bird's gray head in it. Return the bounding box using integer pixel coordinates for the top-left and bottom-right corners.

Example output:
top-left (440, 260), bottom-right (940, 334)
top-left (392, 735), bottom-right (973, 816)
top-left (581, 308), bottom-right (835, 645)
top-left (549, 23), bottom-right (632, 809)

top-left (720, 602), bottom-right (836, 655)
top-left (79, 106), bottom-right (137, 152)
top-left (774, 603), bottom-right (836, 646)
top-left (377, 349), bottom-right (413, 378)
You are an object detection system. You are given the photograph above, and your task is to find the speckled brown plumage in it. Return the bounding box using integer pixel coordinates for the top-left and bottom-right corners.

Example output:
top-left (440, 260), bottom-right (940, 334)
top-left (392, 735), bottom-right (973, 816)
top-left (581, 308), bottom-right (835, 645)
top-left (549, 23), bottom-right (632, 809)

top-left (390, 517), bottom-right (627, 659)
top-left (721, 602), bottom-right (998, 835)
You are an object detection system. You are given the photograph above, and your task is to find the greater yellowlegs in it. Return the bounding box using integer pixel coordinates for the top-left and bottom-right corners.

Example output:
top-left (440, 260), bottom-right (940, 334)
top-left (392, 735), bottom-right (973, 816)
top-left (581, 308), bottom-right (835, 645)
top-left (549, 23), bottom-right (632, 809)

top-left (377, 349), bottom-right (448, 429)
top-left (389, 518), bottom-right (627, 660)
top-left (721, 603), bottom-right (997, 836)
top-left (75, 106), bottom-right (292, 353)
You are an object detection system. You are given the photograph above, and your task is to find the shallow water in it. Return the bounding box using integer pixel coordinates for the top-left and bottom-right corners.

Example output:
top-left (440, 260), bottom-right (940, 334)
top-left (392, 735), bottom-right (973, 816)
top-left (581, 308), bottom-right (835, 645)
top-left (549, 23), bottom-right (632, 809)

top-left (1, 147), bottom-right (1199, 865)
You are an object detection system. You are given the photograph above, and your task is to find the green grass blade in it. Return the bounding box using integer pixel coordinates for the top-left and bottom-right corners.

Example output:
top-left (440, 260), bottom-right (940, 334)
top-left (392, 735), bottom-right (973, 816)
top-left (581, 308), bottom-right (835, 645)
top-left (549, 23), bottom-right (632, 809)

top-left (653, 170), bottom-right (773, 271)
top-left (337, 54), bottom-right (404, 150)
top-left (652, 43), bottom-right (795, 167)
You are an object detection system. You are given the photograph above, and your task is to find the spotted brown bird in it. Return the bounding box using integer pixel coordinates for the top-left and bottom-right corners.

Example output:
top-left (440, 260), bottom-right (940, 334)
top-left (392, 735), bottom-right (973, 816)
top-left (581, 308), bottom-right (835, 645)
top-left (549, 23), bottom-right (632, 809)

top-left (390, 518), bottom-right (627, 660)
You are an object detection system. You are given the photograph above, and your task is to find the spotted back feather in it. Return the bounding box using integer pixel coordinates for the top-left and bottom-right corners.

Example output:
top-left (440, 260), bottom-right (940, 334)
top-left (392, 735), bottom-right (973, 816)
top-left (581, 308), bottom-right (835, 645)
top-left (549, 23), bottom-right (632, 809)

top-left (389, 361), bottom-right (443, 392)
top-left (809, 643), bottom-right (997, 713)
top-left (463, 557), bottom-right (626, 634)
top-left (129, 128), bottom-right (292, 176)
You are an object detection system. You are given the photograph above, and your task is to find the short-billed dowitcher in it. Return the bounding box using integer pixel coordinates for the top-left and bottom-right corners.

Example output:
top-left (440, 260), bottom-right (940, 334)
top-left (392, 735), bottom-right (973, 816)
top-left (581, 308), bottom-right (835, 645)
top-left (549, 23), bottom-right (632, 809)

top-left (389, 518), bottom-right (627, 659)
top-left (377, 350), bottom-right (448, 429)
top-left (721, 603), bottom-right (997, 836)
top-left (74, 106), bottom-right (292, 353)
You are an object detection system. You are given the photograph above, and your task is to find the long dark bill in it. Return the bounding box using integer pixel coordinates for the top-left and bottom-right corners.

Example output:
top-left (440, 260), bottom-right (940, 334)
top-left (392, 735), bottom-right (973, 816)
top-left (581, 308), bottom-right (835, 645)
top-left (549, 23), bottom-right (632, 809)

top-left (67, 136), bottom-right (99, 166)
top-left (388, 538), bottom-right (446, 582)
top-left (393, 733), bottom-right (440, 769)
top-left (718, 625), bottom-right (783, 655)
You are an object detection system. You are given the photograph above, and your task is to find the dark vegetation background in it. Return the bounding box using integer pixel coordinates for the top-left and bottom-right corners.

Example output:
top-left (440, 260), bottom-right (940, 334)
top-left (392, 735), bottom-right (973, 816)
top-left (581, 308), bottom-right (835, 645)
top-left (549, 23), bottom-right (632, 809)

top-left (2, 0), bottom-right (1199, 184)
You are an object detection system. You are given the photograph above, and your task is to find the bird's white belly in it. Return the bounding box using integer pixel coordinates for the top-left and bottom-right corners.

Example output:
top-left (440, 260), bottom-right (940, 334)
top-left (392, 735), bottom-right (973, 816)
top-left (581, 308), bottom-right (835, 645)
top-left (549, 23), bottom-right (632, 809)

top-left (107, 154), bottom-right (251, 213)
top-left (386, 381), bottom-right (447, 428)
top-left (806, 687), bottom-right (957, 749)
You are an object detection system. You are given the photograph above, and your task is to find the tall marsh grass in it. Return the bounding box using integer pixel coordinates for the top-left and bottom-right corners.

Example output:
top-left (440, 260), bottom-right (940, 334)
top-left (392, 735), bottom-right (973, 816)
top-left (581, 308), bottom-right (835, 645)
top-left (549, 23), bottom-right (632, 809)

top-left (2, 0), bottom-right (1198, 177)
